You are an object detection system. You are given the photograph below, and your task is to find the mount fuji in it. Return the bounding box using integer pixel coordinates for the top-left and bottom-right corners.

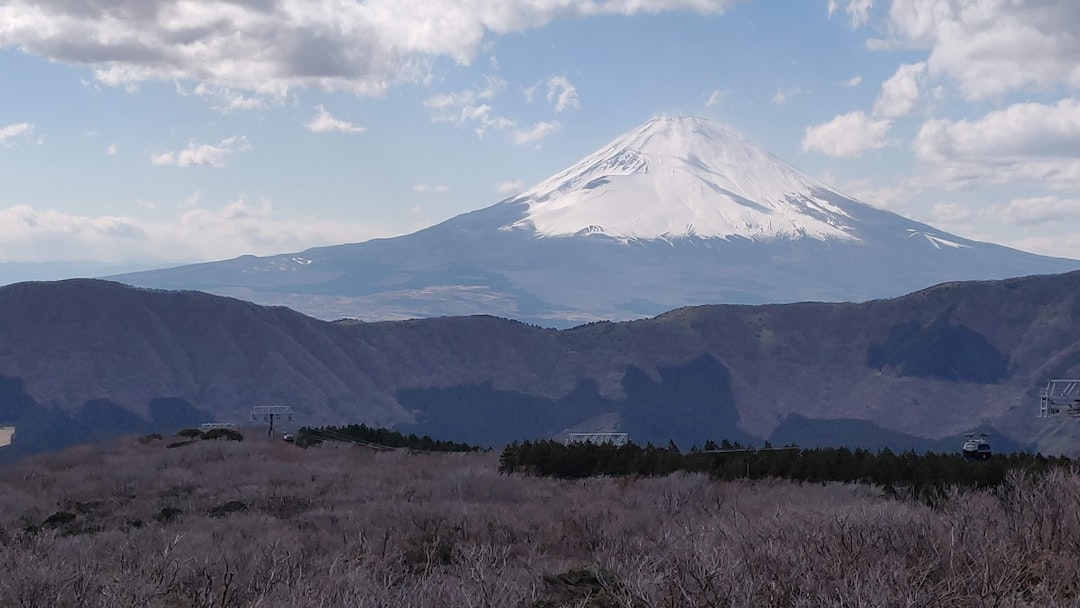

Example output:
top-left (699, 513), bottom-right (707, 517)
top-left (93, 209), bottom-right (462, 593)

top-left (114, 116), bottom-right (1079, 326)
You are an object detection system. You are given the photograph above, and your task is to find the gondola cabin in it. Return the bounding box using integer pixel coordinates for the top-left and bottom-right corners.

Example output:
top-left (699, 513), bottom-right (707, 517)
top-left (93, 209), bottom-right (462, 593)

top-left (962, 433), bottom-right (991, 461)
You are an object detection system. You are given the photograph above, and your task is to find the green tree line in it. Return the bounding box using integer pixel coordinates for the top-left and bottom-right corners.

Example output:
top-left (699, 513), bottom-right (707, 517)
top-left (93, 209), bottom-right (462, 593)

top-left (297, 423), bottom-right (481, 452)
top-left (499, 439), bottom-right (1073, 494)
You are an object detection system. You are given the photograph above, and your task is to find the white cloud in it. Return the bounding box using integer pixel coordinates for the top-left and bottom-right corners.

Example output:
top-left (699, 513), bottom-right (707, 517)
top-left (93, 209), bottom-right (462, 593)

top-left (546, 76), bottom-right (579, 112)
top-left (772, 88), bottom-right (803, 105)
top-left (802, 111), bottom-right (890, 158)
top-left (190, 83), bottom-right (266, 111)
top-left (829, 0), bottom-right (874, 28)
top-left (705, 89), bottom-right (729, 107)
top-left (880, 0), bottom-right (1080, 100)
top-left (802, 62), bottom-right (924, 160)
top-left (426, 76), bottom-right (515, 135)
top-left (0, 201), bottom-right (389, 264)
top-left (495, 180), bottom-right (525, 194)
top-left (1003, 233), bottom-right (1080, 260)
top-left (0, 123), bottom-right (33, 144)
top-left (873, 62), bottom-right (925, 119)
top-left (512, 121), bottom-right (560, 146)
top-left (841, 76), bottom-right (862, 88)
top-left (306, 106), bottom-right (366, 134)
top-left (927, 196), bottom-right (1080, 259)
top-left (151, 136), bottom-right (251, 168)
top-left (0, 1), bottom-right (739, 102)
top-left (106, 143), bottom-right (118, 156)
top-left (929, 201), bottom-right (973, 224)
top-left (182, 191), bottom-right (204, 208)
top-left (984, 196), bottom-right (1080, 227)
top-left (913, 98), bottom-right (1080, 188)
top-left (413, 184), bottom-right (451, 193)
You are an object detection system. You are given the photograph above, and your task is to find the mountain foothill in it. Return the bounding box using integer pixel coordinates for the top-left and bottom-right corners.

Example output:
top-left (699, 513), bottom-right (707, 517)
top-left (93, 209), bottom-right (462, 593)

top-left (0, 270), bottom-right (1078, 458)
top-left (2, 116), bottom-right (1080, 459)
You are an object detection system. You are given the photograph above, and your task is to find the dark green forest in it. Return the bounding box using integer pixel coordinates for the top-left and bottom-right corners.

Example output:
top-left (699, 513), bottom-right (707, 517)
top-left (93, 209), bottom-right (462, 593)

top-left (498, 439), bottom-right (1072, 498)
top-left (296, 423), bottom-right (481, 452)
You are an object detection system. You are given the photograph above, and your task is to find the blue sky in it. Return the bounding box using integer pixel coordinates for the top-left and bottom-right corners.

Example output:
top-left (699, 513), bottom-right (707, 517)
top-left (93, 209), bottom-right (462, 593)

top-left (1, 0), bottom-right (1079, 267)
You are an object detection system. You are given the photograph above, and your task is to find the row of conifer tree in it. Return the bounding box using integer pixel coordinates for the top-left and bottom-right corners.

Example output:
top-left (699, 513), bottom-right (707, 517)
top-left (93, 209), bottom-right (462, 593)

top-left (497, 439), bottom-right (1073, 493)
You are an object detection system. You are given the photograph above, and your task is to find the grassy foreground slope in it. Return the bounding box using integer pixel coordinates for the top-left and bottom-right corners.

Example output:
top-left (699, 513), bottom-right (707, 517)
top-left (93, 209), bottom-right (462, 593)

top-left (2, 436), bottom-right (1080, 607)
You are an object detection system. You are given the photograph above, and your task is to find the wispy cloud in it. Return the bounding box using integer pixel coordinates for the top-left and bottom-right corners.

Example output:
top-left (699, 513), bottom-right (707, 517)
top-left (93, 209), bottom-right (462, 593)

top-left (182, 191), bottom-right (204, 208)
top-left (495, 180), bottom-right (525, 194)
top-left (771, 87), bottom-right (803, 105)
top-left (150, 136), bottom-right (251, 168)
top-left (426, 76), bottom-right (515, 136)
top-left (828, 0), bottom-right (873, 28)
top-left (705, 89), bottom-right (729, 107)
top-left (413, 184), bottom-right (451, 193)
top-left (546, 76), bottom-right (579, 112)
top-left (512, 121), bottom-right (560, 146)
top-left (0, 201), bottom-right (389, 264)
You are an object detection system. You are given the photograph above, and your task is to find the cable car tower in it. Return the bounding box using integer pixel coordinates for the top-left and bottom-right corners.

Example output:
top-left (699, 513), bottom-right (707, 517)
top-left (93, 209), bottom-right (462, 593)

top-left (1038, 380), bottom-right (1080, 418)
top-left (251, 406), bottom-right (293, 439)
top-left (961, 433), bottom-right (992, 461)
top-left (566, 433), bottom-right (629, 447)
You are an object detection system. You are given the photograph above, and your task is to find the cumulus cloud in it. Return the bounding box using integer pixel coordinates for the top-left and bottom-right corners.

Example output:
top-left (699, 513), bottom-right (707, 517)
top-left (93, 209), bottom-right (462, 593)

top-left (151, 136), bottom-right (251, 168)
top-left (413, 184), bottom-right (451, 193)
top-left (878, 0), bottom-right (1080, 100)
top-left (306, 106), bottom-right (366, 134)
top-left (873, 62), bottom-right (925, 119)
top-left (512, 121), bottom-right (560, 146)
top-left (0, 201), bottom-right (389, 264)
top-left (545, 76), bottom-right (579, 112)
top-left (802, 111), bottom-right (890, 158)
top-left (0, 123), bottom-right (34, 144)
top-left (804, 62), bottom-right (924, 159)
top-left (0, 0), bottom-right (738, 101)
top-left (913, 98), bottom-right (1080, 188)
top-left (841, 75), bottom-right (862, 88)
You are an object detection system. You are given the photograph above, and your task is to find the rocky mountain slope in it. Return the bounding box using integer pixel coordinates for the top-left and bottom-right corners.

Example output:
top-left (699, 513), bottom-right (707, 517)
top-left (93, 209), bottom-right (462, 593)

top-left (1, 272), bottom-right (1080, 457)
top-left (112, 116), bottom-right (1080, 326)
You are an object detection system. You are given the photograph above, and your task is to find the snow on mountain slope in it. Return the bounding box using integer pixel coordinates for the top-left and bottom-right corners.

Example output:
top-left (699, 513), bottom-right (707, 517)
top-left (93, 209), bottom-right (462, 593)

top-left (109, 115), bottom-right (1080, 326)
top-left (506, 115), bottom-right (858, 242)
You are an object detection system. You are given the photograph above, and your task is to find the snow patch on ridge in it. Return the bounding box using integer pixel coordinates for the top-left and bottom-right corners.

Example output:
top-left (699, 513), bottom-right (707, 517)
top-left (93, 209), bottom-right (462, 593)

top-left (907, 230), bottom-right (969, 250)
top-left (506, 116), bottom-right (861, 242)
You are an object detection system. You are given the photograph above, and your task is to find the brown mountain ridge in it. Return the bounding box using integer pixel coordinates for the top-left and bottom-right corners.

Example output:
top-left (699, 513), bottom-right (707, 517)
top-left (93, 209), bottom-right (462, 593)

top-left (1, 272), bottom-right (1079, 457)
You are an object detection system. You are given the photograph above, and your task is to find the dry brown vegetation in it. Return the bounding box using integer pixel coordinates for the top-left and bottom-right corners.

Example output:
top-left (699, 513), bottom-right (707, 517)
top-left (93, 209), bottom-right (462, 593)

top-left (2, 435), bottom-right (1080, 607)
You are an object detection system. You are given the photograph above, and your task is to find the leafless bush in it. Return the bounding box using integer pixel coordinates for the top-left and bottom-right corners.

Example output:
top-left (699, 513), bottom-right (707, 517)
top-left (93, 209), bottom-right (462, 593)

top-left (1, 438), bottom-right (1078, 607)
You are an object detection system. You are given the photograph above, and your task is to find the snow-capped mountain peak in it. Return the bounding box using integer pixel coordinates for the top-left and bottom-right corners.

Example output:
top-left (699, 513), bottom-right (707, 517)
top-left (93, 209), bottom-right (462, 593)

top-left (507, 115), bottom-right (859, 242)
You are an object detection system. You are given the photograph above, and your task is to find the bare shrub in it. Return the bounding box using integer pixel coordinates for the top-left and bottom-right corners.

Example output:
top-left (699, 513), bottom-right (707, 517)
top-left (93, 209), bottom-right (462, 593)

top-left (1, 438), bottom-right (1078, 607)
